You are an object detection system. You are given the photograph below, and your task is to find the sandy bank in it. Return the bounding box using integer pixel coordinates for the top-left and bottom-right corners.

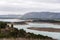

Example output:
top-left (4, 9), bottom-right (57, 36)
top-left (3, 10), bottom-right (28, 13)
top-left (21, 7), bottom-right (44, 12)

top-left (28, 27), bottom-right (60, 32)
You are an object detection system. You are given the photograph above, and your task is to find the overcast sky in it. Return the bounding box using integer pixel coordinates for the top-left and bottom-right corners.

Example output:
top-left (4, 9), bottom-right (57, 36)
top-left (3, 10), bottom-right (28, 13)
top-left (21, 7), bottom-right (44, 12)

top-left (0, 0), bottom-right (60, 15)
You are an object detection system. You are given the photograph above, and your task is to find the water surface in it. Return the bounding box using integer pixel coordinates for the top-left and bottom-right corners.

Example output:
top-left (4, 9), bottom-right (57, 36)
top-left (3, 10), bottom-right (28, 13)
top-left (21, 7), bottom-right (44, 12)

top-left (0, 19), bottom-right (60, 40)
top-left (14, 23), bottom-right (60, 40)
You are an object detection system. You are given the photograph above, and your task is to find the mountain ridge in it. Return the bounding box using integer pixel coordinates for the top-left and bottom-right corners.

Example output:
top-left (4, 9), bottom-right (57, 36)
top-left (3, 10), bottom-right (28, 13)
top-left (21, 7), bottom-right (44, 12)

top-left (21, 12), bottom-right (60, 20)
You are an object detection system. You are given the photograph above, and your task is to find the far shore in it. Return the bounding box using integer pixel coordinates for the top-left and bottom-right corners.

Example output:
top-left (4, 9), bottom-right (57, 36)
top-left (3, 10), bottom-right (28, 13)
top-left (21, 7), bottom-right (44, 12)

top-left (30, 22), bottom-right (60, 25)
top-left (28, 27), bottom-right (60, 32)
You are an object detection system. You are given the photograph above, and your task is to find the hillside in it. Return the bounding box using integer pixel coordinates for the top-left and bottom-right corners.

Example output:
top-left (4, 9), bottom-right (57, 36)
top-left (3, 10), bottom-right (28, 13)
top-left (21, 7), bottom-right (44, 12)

top-left (21, 12), bottom-right (60, 20)
top-left (0, 15), bottom-right (21, 19)
top-left (0, 22), bottom-right (55, 40)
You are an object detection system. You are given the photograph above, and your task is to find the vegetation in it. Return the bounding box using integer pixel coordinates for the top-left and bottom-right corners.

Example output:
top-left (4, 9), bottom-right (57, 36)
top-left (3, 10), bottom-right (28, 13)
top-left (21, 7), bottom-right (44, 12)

top-left (0, 22), bottom-right (7, 28)
top-left (33, 19), bottom-right (60, 23)
top-left (0, 22), bottom-right (55, 40)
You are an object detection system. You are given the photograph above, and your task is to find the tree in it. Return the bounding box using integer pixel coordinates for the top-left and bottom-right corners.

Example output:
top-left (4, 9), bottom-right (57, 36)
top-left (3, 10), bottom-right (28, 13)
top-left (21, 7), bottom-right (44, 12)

top-left (11, 24), bottom-right (13, 28)
top-left (0, 22), bottom-right (7, 28)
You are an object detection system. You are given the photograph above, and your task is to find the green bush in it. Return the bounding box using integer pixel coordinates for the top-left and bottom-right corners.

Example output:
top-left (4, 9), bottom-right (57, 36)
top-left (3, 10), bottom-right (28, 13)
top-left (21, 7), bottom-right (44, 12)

top-left (19, 29), bottom-right (26, 37)
top-left (0, 22), bottom-right (7, 28)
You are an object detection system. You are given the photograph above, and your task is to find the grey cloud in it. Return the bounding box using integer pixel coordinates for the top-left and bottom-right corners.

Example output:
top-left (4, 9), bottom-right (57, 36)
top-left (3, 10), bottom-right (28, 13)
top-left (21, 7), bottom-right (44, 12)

top-left (0, 7), bottom-right (21, 12)
top-left (0, 0), bottom-right (60, 15)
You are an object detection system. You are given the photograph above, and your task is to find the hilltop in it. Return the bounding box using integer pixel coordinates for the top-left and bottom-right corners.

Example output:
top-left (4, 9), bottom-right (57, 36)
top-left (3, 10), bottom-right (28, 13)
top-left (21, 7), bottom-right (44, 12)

top-left (21, 12), bottom-right (60, 21)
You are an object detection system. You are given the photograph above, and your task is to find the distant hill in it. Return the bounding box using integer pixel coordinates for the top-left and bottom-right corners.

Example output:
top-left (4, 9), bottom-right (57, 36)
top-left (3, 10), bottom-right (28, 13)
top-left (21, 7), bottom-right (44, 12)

top-left (0, 15), bottom-right (21, 19)
top-left (21, 12), bottom-right (60, 20)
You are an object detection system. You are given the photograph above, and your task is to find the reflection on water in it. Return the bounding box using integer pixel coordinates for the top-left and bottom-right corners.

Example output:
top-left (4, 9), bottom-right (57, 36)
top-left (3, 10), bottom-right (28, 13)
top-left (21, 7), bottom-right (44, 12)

top-left (14, 23), bottom-right (60, 40)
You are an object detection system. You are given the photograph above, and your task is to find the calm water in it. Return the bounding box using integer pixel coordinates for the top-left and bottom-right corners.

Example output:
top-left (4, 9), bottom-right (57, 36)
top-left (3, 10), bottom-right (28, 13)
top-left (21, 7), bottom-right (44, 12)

top-left (14, 23), bottom-right (60, 40)
top-left (0, 19), bottom-right (60, 40)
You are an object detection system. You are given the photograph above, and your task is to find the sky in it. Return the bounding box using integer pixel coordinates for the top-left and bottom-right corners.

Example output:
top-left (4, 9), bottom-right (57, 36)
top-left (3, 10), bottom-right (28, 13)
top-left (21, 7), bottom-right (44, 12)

top-left (0, 0), bottom-right (60, 15)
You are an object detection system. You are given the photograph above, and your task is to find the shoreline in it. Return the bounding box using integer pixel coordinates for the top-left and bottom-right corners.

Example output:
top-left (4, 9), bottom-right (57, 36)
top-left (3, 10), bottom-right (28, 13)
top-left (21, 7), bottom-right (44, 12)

top-left (28, 27), bottom-right (60, 32)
